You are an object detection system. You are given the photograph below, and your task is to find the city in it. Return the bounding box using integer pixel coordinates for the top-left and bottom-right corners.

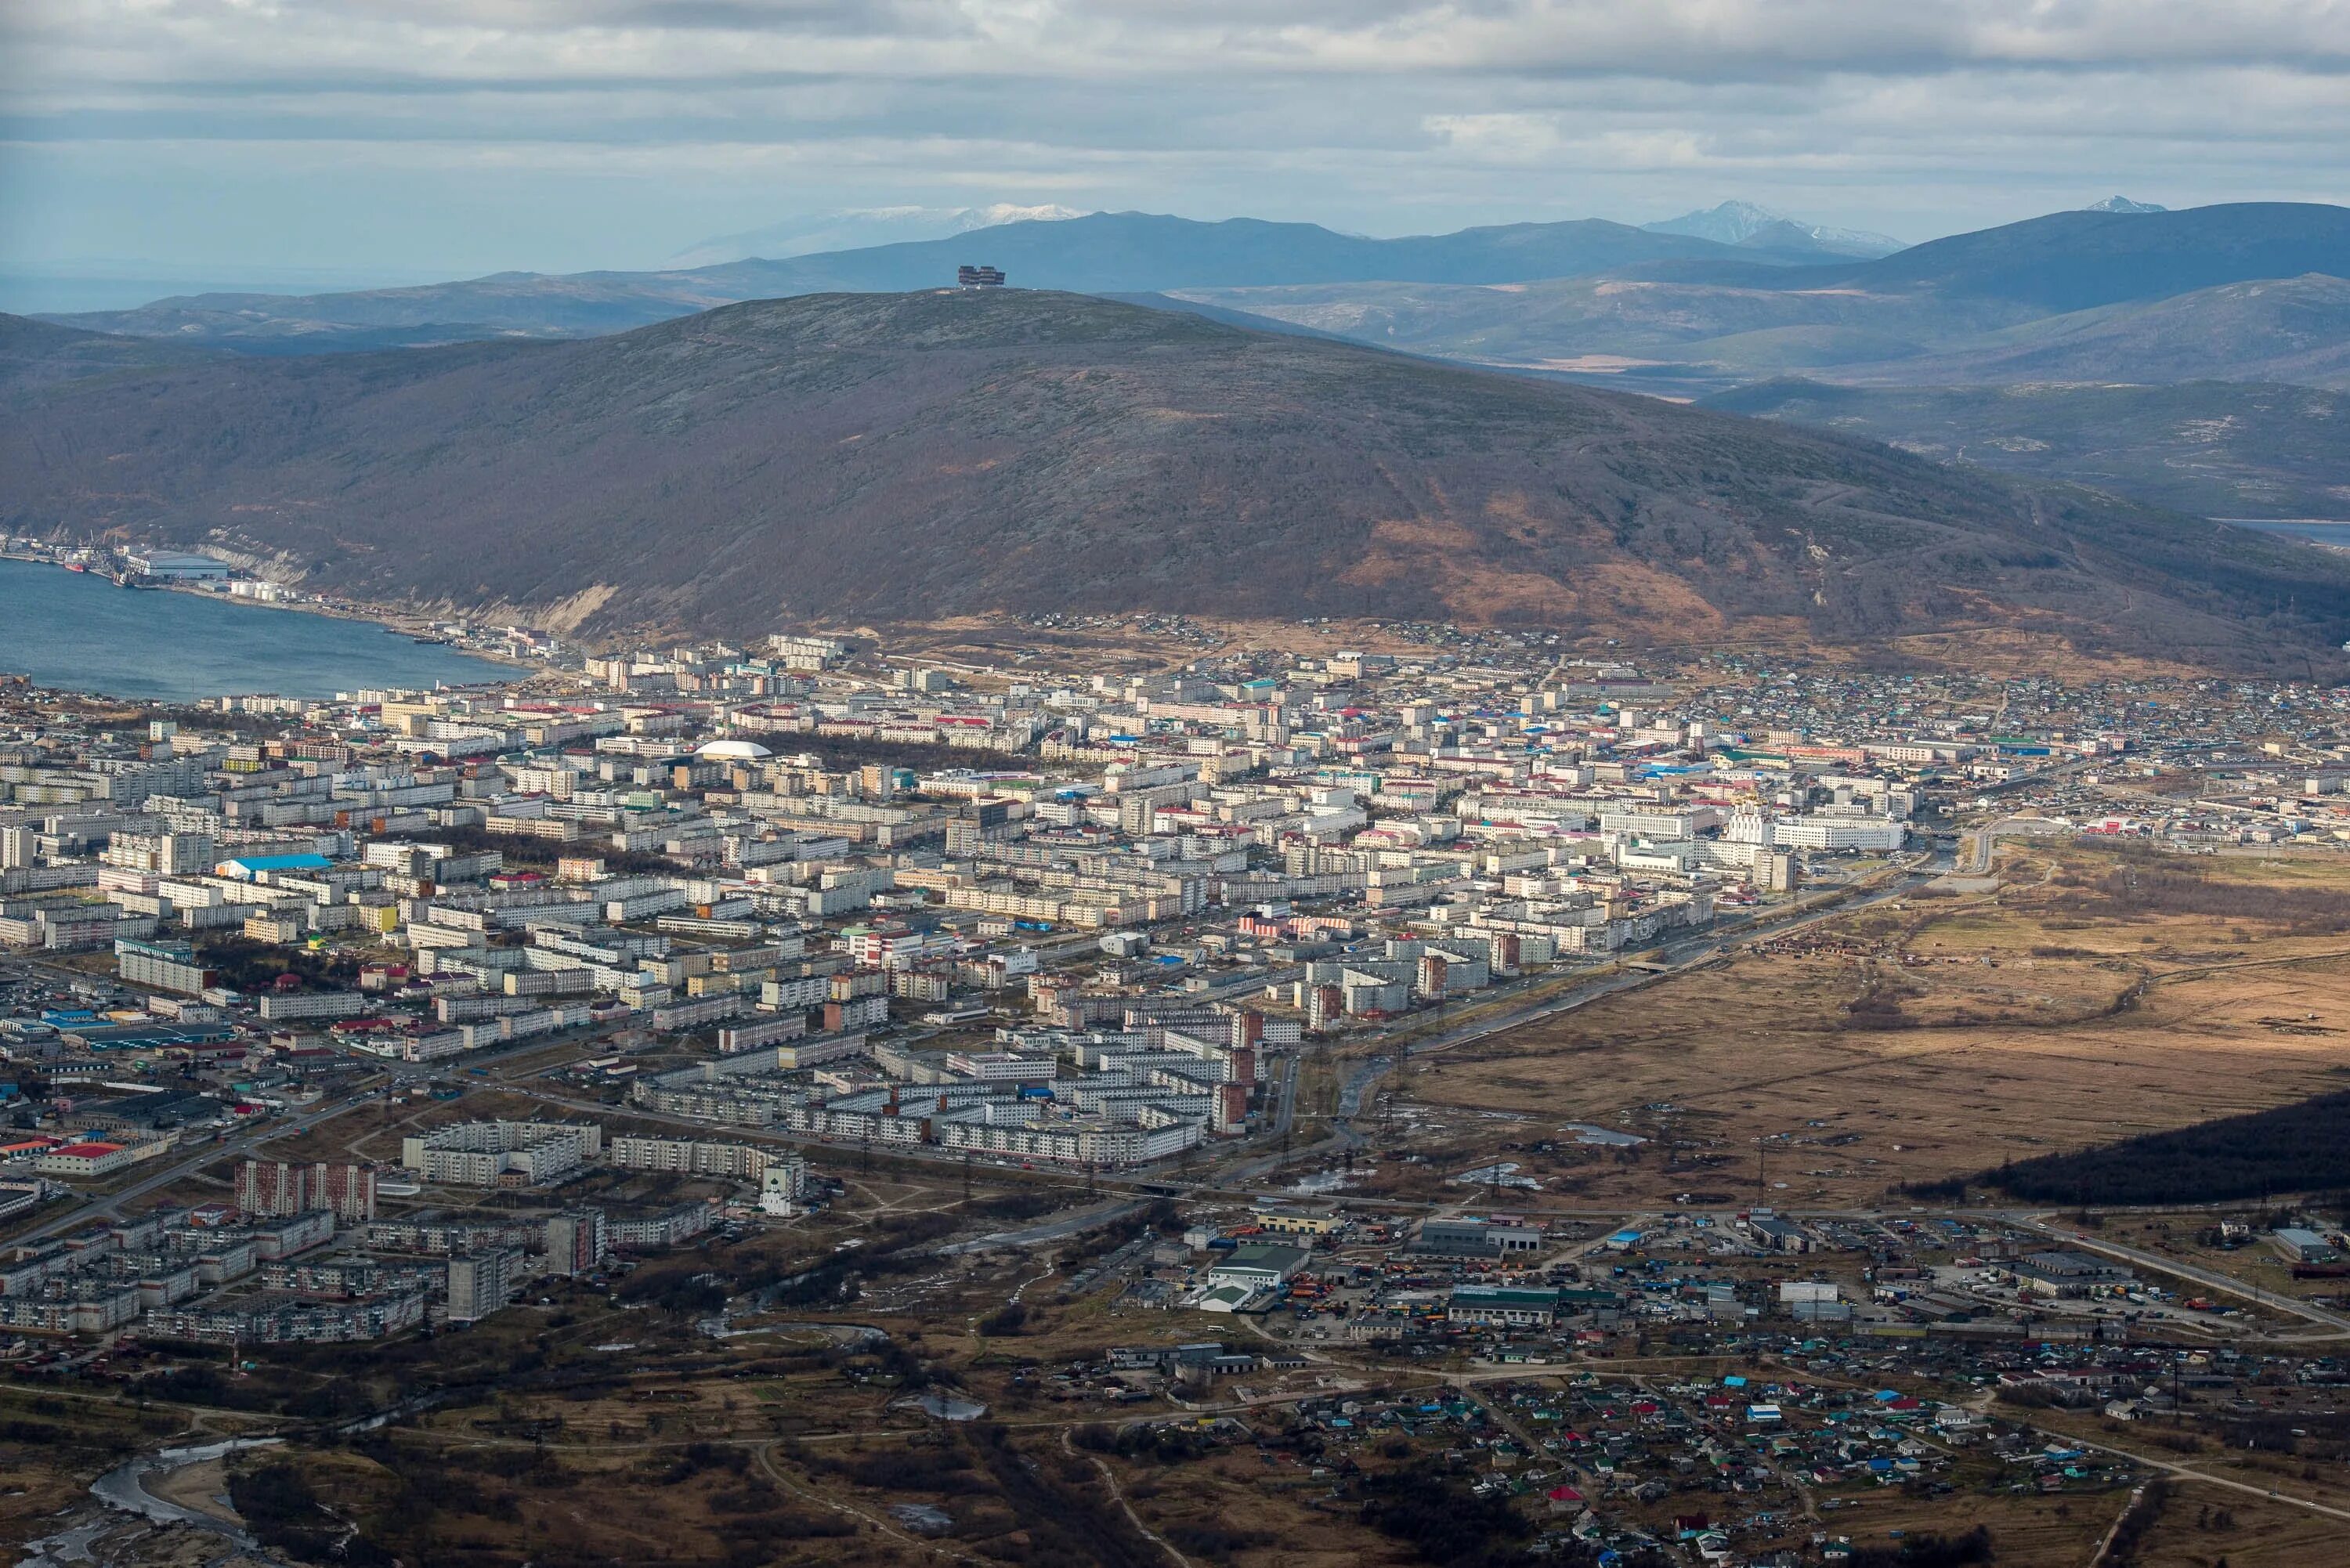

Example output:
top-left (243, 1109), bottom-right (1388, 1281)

top-left (7, 611), bottom-right (2350, 1565)
top-left (9, 3), bottom-right (2350, 1563)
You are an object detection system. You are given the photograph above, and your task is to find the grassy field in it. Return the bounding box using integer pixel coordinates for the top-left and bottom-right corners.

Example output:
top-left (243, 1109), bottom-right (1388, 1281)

top-left (1995, 1398), bottom-right (2350, 1552)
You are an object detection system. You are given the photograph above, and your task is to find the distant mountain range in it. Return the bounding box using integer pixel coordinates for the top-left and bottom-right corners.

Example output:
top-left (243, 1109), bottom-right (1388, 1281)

top-left (1159, 202), bottom-right (2350, 529)
top-left (19, 197), bottom-right (2350, 613)
top-left (666, 204), bottom-right (1084, 269)
top-left (1184, 201), bottom-right (2350, 355)
top-left (1179, 204), bottom-right (2350, 379)
top-left (41, 202), bottom-right (2343, 396)
top-left (6, 292), bottom-right (2348, 673)
top-left (1641, 201), bottom-right (1904, 258)
top-left (1784, 202), bottom-right (2348, 313)
top-left (38, 208), bottom-right (1892, 352)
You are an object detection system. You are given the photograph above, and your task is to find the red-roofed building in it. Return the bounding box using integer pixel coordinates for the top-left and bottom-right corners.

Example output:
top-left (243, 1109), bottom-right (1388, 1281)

top-left (35, 1141), bottom-right (136, 1178)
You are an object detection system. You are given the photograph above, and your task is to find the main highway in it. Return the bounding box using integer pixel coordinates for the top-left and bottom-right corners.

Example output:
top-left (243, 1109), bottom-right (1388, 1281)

top-left (1251, 846), bottom-right (1949, 1180)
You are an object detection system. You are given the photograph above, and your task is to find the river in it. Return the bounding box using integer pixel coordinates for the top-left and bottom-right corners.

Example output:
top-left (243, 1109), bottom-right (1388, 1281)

top-left (0, 559), bottom-right (514, 702)
top-left (17, 1436), bottom-right (291, 1568)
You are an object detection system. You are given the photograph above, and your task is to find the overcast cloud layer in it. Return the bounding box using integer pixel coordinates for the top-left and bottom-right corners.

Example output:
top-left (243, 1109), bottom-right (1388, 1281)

top-left (4, 0), bottom-right (2348, 305)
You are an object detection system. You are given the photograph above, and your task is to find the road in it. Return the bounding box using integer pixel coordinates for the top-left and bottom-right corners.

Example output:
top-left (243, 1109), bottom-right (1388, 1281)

top-left (2007, 1214), bottom-right (2350, 1334)
top-left (1959, 815), bottom-right (2076, 875)
top-left (483, 861), bottom-right (1909, 1218)
top-left (8, 844), bottom-right (1932, 1252)
top-left (2031, 1425), bottom-right (2350, 1525)
top-left (12, 1085), bottom-right (389, 1246)
top-left (7, 1014), bottom-right (625, 1248)
top-left (939, 1196), bottom-right (1148, 1255)
top-left (1268, 1051), bottom-right (1300, 1140)
top-left (1260, 851), bottom-right (1948, 1180)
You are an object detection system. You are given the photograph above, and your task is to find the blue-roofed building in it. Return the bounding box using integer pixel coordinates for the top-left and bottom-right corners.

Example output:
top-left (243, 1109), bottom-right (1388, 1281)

top-left (215, 853), bottom-right (334, 880)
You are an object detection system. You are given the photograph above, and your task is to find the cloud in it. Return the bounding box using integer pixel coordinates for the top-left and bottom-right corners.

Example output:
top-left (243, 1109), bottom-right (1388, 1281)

top-left (17, 1), bottom-right (2350, 89)
top-left (2, 1), bottom-right (2346, 281)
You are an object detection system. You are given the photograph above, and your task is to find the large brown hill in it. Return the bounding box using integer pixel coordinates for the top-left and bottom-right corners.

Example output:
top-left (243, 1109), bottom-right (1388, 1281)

top-left (5, 291), bottom-right (2348, 668)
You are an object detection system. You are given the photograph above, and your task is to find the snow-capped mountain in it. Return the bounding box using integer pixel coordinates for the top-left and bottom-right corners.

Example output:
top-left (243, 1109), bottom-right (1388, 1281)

top-left (2083, 196), bottom-right (2168, 214)
top-left (1640, 201), bottom-right (1905, 258)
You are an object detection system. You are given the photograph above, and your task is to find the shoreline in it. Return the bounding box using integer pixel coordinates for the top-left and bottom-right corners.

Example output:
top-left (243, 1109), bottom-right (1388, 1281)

top-left (0, 556), bottom-right (544, 706)
top-left (0, 550), bottom-right (548, 693)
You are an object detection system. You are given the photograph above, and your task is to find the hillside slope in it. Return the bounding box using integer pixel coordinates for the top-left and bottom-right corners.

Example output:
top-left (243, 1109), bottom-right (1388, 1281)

top-left (1169, 276), bottom-right (2034, 377)
top-left (1835, 274), bottom-right (2350, 388)
top-left (1707, 380), bottom-right (2350, 522)
top-left (1806, 203), bottom-right (2350, 313)
top-left (5, 293), bottom-right (2347, 670)
top-left (0, 313), bottom-right (228, 392)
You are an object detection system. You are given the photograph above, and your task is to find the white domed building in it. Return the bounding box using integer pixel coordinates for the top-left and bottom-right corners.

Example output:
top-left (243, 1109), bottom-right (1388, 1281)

top-left (695, 739), bottom-right (774, 762)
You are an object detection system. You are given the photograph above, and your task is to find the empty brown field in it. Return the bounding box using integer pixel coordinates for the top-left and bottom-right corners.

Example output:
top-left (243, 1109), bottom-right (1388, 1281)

top-left (1369, 846), bottom-right (2350, 1209)
top-left (2131, 1484), bottom-right (2349, 1567)
top-left (1704, 1487), bottom-right (2107, 1568)
top-left (1885, 627), bottom-right (2213, 681)
top-left (1097, 1438), bottom-right (1431, 1568)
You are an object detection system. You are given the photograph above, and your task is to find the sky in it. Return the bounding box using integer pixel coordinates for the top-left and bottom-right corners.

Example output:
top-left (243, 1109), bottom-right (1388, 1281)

top-left (5, 0), bottom-right (2349, 308)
